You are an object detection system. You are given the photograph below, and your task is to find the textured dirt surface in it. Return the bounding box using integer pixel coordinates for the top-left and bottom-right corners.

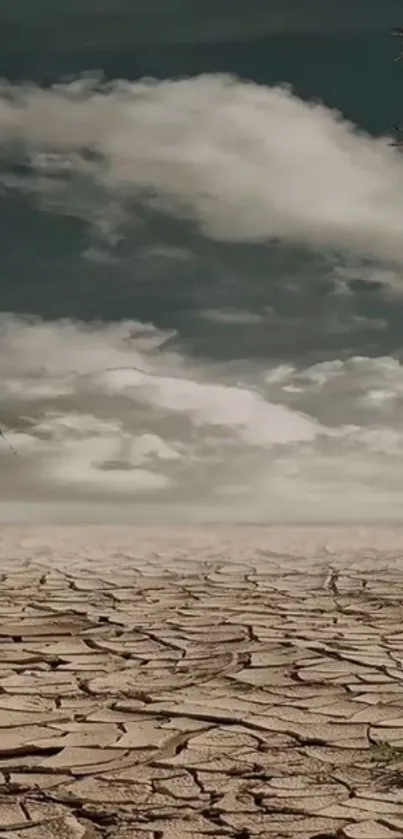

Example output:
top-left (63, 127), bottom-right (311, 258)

top-left (1, 526), bottom-right (403, 838)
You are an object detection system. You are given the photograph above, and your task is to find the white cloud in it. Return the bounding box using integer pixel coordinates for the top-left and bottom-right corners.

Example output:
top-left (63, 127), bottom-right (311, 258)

top-left (1, 76), bottom-right (403, 269)
top-left (200, 309), bottom-right (264, 324)
top-left (2, 316), bottom-right (403, 522)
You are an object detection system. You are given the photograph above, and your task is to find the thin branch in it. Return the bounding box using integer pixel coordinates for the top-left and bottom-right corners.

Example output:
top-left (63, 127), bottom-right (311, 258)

top-left (0, 428), bottom-right (17, 456)
top-left (392, 27), bottom-right (403, 61)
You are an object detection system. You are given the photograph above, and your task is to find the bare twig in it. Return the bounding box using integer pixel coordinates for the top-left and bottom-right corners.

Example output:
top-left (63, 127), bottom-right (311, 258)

top-left (392, 27), bottom-right (403, 61)
top-left (0, 428), bottom-right (17, 456)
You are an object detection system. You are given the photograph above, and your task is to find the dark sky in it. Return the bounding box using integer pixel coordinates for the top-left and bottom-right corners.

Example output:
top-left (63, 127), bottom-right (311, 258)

top-left (1, 0), bottom-right (402, 49)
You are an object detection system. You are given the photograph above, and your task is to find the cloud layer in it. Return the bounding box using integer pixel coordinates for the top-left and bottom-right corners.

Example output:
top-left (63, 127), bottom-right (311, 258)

top-left (1, 315), bottom-right (403, 523)
top-left (1, 75), bottom-right (403, 266)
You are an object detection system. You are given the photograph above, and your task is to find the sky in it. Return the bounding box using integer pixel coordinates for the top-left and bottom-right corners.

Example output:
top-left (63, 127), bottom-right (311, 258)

top-left (1, 0), bottom-right (402, 50)
top-left (2, 2), bottom-right (403, 524)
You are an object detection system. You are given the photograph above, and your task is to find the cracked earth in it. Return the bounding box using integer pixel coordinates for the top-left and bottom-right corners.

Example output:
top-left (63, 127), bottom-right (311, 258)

top-left (1, 527), bottom-right (403, 838)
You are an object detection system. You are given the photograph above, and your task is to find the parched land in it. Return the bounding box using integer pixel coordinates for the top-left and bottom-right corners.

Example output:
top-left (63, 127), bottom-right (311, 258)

top-left (0, 526), bottom-right (403, 838)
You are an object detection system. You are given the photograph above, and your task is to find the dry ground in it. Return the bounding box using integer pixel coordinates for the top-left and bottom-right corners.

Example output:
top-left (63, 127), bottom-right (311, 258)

top-left (0, 526), bottom-right (402, 838)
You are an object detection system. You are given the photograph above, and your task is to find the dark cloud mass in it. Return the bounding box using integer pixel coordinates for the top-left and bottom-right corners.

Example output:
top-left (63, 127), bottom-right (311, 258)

top-left (1, 0), bottom-right (402, 51)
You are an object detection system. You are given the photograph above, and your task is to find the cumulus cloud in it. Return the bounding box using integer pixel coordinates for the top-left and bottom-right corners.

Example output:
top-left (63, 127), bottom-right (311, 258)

top-left (1, 76), bottom-right (403, 267)
top-left (2, 76), bottom-right (403, 522)
top-left (1, 315), bottom-right (403, 522)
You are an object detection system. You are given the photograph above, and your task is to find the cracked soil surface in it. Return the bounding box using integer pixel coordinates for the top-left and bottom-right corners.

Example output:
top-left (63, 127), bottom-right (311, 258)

top-left (1, 525), bottom-right (403, 838)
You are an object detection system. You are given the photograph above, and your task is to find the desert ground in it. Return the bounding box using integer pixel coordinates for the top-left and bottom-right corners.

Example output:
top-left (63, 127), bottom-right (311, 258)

top-left (1, 525), bottom-right (403, 838)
